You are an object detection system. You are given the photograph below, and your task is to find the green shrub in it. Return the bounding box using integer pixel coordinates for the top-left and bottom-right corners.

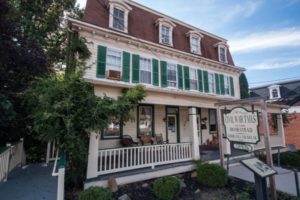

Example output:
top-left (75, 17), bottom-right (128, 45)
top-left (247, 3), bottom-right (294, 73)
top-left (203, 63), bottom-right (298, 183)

top-left (79, 187), bottom-right (112, 200)
top-left (153, 176), bottom-right (181, 200)
top-left (237, 192), bottom-right (250, 200)
top-left (196, 163), bottom-right (228, 188)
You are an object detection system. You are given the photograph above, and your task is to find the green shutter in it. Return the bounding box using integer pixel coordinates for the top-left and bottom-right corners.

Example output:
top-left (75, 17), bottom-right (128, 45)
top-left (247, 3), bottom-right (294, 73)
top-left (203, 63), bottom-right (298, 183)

top-left (152, 59), bottom-right (159, 86)
top-left (160, 61), bottom-right (167, 87)
top-left (203, 70), bottom-right (209, 93)
top-left (197, 69), bottom-right (203, 92)
top-left (230, 76), bottom-right (235, 97)
top-left (177, 64), bottom-right (183, 89)
top-left (215, 73), bottom-right (220, 95)
top-left (122, 51), bottom-right (130, 82)
top-left (184, 66), bottom-right (190, 90)
top-left (96, 45), bottom-right (107, 78)
top-left (132, 54), bottom-right (140, 83)
top-left (220, 74), bottom-right (225, 95)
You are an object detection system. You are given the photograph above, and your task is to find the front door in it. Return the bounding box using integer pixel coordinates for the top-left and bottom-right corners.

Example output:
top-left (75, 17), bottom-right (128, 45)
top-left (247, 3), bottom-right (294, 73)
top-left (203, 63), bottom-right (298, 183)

top-left (167, 114), bottom-right (177, 143)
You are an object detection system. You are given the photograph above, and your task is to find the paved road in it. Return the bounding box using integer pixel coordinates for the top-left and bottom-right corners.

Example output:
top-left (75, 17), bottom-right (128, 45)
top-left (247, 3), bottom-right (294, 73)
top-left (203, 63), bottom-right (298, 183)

top-left (0, 163), bottom-right (57, 200)
top-left (229, 164), bottom-right (300, 196)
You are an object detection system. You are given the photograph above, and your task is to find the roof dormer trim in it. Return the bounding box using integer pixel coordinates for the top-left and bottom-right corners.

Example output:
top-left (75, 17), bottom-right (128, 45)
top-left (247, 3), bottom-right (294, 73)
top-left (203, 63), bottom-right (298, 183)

top-left (155, 18), bottom-right (176, 28)
top-left (106, 0), bottom-right (132, 11)
top-left (186, 30), bottom-right (204, 38)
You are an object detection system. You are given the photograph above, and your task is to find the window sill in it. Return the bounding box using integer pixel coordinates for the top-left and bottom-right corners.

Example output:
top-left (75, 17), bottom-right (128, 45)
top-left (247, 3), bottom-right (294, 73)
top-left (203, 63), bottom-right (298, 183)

top-left (109, 26), bottom-right (128, 34)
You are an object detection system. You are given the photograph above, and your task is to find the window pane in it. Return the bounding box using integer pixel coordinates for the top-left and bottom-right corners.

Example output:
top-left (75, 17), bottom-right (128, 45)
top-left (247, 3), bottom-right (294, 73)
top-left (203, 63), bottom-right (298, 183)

top-left (140, 57), bottom-right (152, 84)
top-left (161, 25), bottom-right (170, 44)
top-left (224, 76), bottom-right (230, 95)
top-left (139, 106), bottom-right (152, 136)
top-left (209, 110), bottom-right (217, 133)
top-left (272, 89), bottom-right (278, 98)
top-left (191, 37), bottom-right (200, 53)
top-left (208, 73), bottom-right (215, 93)
top-left (113, 8), bottom-right (125, 30)
top-left (103, 117), bottom-right (121, 138)
top-left (106, 49), bottom-right (122, 71)
top-left (167, 63), bottom-right (177, 87)
top-left (220, 47), bottom-right (226, 62)
top-left (190, 69), bottom-right (197, 90)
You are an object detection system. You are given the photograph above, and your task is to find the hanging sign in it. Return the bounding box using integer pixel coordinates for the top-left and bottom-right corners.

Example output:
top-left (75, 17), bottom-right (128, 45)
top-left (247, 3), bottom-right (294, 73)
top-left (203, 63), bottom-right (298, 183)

top-left (223, 107), bottom-right (260, 144)
top-left (233, 143), bottom-right (254, 152)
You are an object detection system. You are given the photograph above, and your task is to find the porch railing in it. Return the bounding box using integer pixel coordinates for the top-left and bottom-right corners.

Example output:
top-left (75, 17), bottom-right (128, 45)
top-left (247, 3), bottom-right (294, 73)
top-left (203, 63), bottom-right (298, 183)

top-left (46, 140), bottom-right (58, 164)
top-left (0, 138), bottom-right (25, 182)
top-left (97, 143), bottom-right (192, 175)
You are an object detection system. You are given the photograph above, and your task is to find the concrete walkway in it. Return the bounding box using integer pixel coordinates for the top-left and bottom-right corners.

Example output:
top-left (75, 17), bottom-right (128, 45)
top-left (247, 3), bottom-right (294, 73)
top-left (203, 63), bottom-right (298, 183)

top-left (229, 164), bottom-right (300, 196)
top-left (0, 163), bottom-right (57, 200)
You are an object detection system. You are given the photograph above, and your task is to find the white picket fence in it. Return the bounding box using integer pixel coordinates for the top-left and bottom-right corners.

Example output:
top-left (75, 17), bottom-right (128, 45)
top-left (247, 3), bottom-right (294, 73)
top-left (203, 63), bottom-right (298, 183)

top-left (97, 143), bottom-right (192, 175)
top-left (0, 139), bottom-right (25, 182)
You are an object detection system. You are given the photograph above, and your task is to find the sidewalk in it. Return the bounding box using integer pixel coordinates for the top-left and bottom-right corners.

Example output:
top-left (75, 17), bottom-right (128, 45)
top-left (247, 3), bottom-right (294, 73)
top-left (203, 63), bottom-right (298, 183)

top-left (0, 163), bottom-right (57, 200)
top-left (229, 164), bottom-right (300, 196)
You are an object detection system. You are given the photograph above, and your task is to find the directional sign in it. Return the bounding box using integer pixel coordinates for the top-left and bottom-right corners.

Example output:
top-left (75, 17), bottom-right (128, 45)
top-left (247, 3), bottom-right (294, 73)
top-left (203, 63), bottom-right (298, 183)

top-left (233, 143), bottom-right (254, 152)
top-left (223, 107), bottom-right (260, 144)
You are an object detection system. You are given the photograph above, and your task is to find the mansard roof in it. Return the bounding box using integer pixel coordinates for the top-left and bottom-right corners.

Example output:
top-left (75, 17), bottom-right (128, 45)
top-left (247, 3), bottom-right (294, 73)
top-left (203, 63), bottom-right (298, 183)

top-left (83, 0), bottom-right (235, 66)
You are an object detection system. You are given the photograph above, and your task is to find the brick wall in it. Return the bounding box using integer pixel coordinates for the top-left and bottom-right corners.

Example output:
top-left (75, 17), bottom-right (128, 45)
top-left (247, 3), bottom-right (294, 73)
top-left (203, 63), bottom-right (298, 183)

top-left (284, 113), bottom-right (300, 149)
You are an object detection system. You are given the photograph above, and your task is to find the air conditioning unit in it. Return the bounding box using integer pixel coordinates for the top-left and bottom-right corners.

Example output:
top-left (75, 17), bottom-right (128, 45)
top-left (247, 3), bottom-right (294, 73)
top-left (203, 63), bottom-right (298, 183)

top-left (106, 70), bottom-right (121, 80)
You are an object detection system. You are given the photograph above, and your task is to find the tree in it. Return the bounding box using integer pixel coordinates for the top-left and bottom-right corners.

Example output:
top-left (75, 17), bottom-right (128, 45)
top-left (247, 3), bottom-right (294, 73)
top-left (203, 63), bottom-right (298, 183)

top-left (24, 71), bottom-right (146, 188)
top-left (239, 73), bottom-right (249, 99)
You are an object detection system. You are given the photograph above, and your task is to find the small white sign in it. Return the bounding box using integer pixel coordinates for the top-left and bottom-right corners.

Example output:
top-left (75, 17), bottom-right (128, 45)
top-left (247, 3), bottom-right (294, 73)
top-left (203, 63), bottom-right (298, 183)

top-left (223, 107), bottom-right (260, 144)
top-left (233, 143), bottom-right (254, 152)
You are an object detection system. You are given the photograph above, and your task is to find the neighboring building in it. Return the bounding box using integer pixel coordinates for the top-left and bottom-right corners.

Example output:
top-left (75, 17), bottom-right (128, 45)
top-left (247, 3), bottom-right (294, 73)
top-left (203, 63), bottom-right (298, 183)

top-left (68, 0), bottom-right (285, 188)
top-left (250, 79), bottom-right (300, 148)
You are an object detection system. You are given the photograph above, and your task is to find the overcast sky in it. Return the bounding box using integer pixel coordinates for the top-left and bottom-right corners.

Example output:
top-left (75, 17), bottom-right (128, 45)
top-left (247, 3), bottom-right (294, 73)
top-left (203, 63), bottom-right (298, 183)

top-left (77, 0), bottom-right (300, 87)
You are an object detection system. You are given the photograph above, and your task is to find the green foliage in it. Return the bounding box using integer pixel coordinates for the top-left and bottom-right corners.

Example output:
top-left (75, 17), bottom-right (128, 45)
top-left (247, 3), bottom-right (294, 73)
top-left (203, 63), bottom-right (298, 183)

top-left (273, 152), bottom-right (300, 169)
top-left (237, 192), bottom-right (250, 200)
top-left (195, 163), bottom-right (228, 188)
top-left (79, 187), bottom-right (112, 200)
top-left (24, 72), bottom-right (146, 188)
top-left (239, 73), bottom-right (249, 99)
top-left (0, 94), bottom-right (16, 128)
top-left (153, 176), bottom-right (181, 200)
top-left (277, 191), bottom-right (300, 200)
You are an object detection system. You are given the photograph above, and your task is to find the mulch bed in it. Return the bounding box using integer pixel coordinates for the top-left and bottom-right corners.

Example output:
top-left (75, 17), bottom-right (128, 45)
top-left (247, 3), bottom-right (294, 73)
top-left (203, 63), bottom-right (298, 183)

top-left (113, 172), bottom-right (255, 200)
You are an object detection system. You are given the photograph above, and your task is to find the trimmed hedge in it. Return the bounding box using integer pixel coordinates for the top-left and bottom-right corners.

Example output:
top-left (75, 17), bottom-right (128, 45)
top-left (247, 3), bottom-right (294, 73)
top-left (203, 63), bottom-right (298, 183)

top-left (153, 176), bottom-right (181, 200)
top-left (79, 187), bottom-right (112, 200)
top-left (196, 163), bottom-right (228, 188)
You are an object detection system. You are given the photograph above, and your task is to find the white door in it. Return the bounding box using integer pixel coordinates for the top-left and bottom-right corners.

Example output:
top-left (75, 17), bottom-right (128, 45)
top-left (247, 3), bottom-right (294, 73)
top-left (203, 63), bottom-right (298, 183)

top-left (167, 115), bottom-right (177, 143)
top-left (197, 115), bottom-right (202, 144)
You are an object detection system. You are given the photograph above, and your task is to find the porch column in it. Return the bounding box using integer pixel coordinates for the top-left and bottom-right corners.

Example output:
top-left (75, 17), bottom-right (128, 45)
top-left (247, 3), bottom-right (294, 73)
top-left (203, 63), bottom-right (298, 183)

top-left (87, 132), bottom-right (99, 179)
top-left (189, 107), bottom-right (200, 160)
top-left (277, 113), bottom-right (286, 147)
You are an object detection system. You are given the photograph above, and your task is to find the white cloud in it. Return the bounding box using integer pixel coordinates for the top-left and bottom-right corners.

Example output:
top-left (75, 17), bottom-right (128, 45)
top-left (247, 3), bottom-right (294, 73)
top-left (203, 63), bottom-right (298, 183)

top-left (248, 59), bottom-right (300, 70)
top-left (229, 27), bottom-right (300, 53)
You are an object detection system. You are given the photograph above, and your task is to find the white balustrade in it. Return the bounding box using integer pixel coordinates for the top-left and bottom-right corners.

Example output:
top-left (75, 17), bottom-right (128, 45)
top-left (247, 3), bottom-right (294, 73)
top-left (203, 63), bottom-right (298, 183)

top-left (0, 138), bottom-right (25, 182)
top-left (97, 143), bottom-right (192, 175)
top-left (46, 140), bottom-right (58, 164)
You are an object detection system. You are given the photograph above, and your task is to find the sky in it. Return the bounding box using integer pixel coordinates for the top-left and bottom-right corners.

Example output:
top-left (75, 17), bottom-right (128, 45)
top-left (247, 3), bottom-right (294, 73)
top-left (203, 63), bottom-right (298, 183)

top-left (77, 0), bottom-right (300, 88)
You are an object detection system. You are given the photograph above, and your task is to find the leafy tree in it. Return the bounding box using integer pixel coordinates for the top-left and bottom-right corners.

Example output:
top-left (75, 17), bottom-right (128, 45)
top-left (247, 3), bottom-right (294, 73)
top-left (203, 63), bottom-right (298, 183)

top-left (239, 73), bottom-right (249, 99)
top-left (24, 72), bottom-right (146, 188)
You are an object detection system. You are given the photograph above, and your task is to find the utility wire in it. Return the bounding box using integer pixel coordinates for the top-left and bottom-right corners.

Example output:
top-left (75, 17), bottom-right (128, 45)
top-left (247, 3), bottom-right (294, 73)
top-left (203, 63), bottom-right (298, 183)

top-left (250, 76), bottom-right (300, 85)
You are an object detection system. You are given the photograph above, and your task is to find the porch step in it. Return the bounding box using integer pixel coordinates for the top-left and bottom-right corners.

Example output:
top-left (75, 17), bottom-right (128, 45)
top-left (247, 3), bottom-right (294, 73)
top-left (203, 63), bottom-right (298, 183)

top-left (84, 161), bottom-right (194, 189)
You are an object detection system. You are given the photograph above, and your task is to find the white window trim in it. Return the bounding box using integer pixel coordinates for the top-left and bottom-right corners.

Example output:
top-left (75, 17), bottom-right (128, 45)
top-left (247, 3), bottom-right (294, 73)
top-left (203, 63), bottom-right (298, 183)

top-left (214, 42), bottom-right (229, 63)
top-left (107, 0), bottom-right (132, 33)
top-left (156, 18), bottom-right (176, 47)
top-left (139, 56), bottom-right (152, 85)
top-left (106, 48), bottom-right (123, 72)
top-left (269, 85), bottom-right (281, 99)
top-left (189, 67), bottom-right (198, 91)
top-left (224, 75), bottom-right (231, 96)
top-left (186, 30), bottom-right (203, 55)
top-left (167, 62), bottom-right (177, 88)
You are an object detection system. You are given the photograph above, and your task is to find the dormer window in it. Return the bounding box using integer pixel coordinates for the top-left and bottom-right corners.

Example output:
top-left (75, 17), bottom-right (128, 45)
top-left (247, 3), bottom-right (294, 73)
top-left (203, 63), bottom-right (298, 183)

top-left (186, 30), bottom-right (203, 55)
top-left (269, 85), bottom-right (281, 99)
top-left (214, 42), bottom-right (229, 63)
top-left (156, 18), bottom-right (176, 46)
top-left (107, 0), bottom-right (132, 33)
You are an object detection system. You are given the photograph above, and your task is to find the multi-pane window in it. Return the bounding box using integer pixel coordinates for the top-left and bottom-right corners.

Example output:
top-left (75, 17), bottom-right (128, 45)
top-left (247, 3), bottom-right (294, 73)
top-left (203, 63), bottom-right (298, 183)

top-left (161, 25), bottom-right (170, 45)
top-left (190, 68), bottom-right (198, 90)
top-left (113, 8), bottom-right (125, 31)
top-left (140, 57), bottom-right (152, 84)
top-left (272, 89), bottom-right (279, 98)
top-left (139, 106), bottom-right (153, 136)
top-left (106, 49), bottom-right (122, 71)
top-left (209, 109), bottom-right (217, 133)
top-left (224, 76), bottom-right (231, 95)
top-left (167, 63), bottom-right (177, 87)
top-left (103, 116), bottom-right (121, 138)
top-left (220, 47), bottom-right (226, 62)
top-left (191, 37), bottom-right (200, 53)
top-left (208, 72), bottom-right (215, 93)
